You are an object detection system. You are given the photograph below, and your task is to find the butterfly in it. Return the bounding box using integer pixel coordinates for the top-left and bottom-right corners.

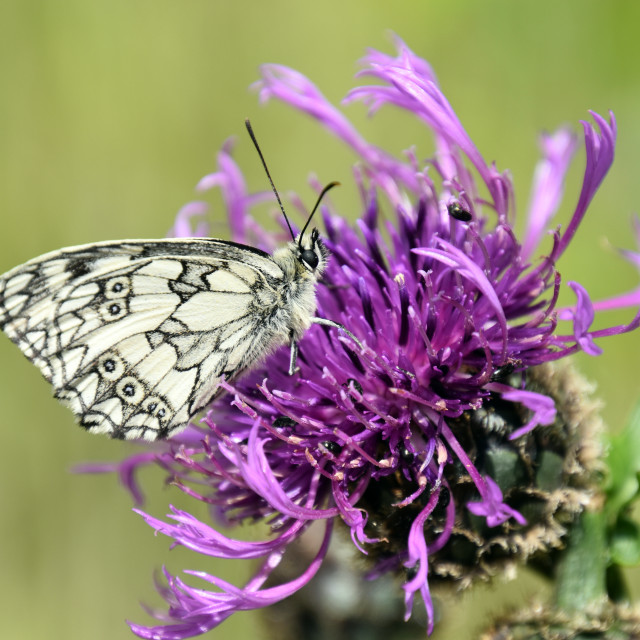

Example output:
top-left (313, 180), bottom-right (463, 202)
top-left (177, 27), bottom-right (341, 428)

top-left (0, 120), bottom-right (355, 441)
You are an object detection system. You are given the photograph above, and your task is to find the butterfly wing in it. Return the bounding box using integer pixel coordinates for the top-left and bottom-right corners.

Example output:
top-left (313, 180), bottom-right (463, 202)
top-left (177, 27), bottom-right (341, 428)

top-left (0, 239), bottom-right (287, 440)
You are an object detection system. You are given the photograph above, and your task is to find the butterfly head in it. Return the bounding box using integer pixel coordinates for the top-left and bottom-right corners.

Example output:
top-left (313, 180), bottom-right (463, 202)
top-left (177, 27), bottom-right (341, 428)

top-left (297, 228), bottom-right (328, 275)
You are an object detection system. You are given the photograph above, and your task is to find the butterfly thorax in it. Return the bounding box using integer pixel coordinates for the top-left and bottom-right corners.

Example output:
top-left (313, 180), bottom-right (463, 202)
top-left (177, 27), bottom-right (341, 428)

top-left (271, 231), bottom-right (328, 341)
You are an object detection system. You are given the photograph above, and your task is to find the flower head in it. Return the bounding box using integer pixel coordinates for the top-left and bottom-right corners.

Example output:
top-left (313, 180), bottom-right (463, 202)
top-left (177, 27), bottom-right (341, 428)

top-left (100, 38), bottom-right (639, 638)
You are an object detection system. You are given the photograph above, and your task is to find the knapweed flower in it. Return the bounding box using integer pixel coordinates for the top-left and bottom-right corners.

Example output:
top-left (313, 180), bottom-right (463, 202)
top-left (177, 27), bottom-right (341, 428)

top-left (97, 38), bottom-right (640, 638)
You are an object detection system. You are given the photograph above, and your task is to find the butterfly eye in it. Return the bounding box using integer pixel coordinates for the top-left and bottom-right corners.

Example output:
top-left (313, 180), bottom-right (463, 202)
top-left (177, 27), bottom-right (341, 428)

top-left (301, 249), bottom-right (319, 270)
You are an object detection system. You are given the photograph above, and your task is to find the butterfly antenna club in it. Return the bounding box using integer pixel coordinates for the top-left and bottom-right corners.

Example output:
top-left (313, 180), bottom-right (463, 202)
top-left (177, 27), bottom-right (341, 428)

top-left (298, 181), bottom-right (340, 247)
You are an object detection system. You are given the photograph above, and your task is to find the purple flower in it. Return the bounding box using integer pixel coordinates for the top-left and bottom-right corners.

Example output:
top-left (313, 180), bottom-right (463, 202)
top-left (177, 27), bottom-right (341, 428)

top-left (97, 38), bottom-right (640, 638)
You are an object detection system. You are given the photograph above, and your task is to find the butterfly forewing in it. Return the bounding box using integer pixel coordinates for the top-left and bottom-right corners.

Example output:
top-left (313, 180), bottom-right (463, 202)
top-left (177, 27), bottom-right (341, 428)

top-left (0, 239), bottom-right (290, 440)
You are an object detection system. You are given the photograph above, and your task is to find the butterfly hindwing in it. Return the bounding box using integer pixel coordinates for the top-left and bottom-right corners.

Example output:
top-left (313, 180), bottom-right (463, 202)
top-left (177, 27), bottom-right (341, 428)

top-left (0, 239), bottom-right (288, 440)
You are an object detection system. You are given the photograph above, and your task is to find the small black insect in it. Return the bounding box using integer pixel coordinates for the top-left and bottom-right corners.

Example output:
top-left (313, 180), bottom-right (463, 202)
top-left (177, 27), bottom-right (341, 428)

top-left (273, 416), bottom-right (297, 428)
top-left (398, 444), bottom-right (415, 464)
top-left (490, 359), bottom-right (521, 382)
top-left (447, 202), bottom-right (472, 222)
top-left (321, 440), bottom-right (343, 455)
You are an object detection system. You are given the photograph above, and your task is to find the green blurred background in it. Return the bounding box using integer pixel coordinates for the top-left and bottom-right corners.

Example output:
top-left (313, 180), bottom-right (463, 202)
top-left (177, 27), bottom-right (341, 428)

top-left (1, 1), bottom-right (639, 638)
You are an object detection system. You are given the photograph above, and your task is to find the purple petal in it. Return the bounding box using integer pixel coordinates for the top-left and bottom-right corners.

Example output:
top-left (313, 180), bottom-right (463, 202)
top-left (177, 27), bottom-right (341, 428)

top-left (559, 281), bottom-right (604, 356)
top-left (135, 506), bottom-right (306, 559)
top-left (555, 111), bottom-right (617, 259)
top-left (413, 239), bottom-right (509, 355)
top-left (255, 63), bottom-right (418, 204)
top-left (167, 202), bottom-right (209, 239)
top-left (129, 521), bottom-right (333, 639)
top-left (403, 494), bottom-right (438, 634)
top-left (489, 385), bottom-right (557, 440)
top-left (346, 37), bottom-right (511, 217)
top-left (522, 128), bottom-right (578, 260)
top-left (467, 476), bottom-right (527, 527)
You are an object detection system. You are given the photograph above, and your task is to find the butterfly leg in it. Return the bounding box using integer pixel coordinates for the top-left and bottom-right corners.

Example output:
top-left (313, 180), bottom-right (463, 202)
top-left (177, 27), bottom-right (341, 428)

top-left (310, 318), bottom-right (416, 380)
top-left (311, 317), bottom-right (364, 350)
top-left (288, 332), bottom-right (299, 375)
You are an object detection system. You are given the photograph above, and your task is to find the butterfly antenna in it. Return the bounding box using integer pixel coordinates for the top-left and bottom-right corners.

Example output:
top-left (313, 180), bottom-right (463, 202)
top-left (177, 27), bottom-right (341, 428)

top-left (298, 181), bottom-right (340, 247)
top-left (245, 119), bottom-right (296, 242)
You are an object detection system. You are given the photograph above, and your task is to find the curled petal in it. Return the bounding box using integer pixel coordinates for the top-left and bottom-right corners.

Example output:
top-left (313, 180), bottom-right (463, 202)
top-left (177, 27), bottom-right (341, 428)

top-left (167, 202), bottom-right (210, 239)
top-left (135, 506), bottom-right (306, 559)
top-left (255, 63), bottom-right (417, 203)
top-left (194, 141), bottom-right (274, 247)
top-left (403, 493), bottom-right (438, 634)
top-left (559, 281), bottom-right (604, 356)
top-left (238, 423), bottom-right (340, 520)
top-left (555, 111), bottom-right (617, 259)
top-left (488, 385), bottom-right (557, 439)
top-left (347, 37), bottom-right (511, 216)
top-left (522, 128), bottom-right (578, 260)
top-left (130, 521), bottom-right (333, 639)
top-left (466, 475), bottom-right (527, 527)
top-left (413, 240), bottom-right (508, 356)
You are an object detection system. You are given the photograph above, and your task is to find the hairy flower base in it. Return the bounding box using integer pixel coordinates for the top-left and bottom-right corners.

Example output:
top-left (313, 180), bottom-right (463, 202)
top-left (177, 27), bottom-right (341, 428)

top-left (82, 37), bottom-right (640, 638)
top-left (356, 361), bottom-right (603, 589)
top-left (480, 602), bottom-right (640, 640)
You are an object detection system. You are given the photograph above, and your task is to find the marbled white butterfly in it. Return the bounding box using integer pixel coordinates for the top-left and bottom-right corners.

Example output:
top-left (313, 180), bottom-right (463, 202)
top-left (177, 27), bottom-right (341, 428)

top-left (0, 121), bottom-right (354, 441)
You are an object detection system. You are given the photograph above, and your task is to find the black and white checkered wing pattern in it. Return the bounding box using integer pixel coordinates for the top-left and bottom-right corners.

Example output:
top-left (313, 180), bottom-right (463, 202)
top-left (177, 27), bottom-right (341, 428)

top-left (0, 239), bottom-right (287, 440)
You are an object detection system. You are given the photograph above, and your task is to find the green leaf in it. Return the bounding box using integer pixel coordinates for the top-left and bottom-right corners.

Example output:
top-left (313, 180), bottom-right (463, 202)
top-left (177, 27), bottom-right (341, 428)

top-left (555, 509), bottom-right (608, 611)
top-left (606, 400), bottom-right (640, 518)
top-left (610, 516), bottom-right (640, 566)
